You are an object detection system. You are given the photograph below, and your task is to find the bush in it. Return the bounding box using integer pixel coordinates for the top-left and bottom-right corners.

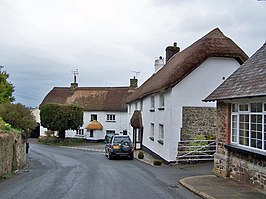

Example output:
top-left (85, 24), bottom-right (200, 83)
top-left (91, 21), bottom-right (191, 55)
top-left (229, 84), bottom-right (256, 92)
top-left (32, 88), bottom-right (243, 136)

top-left (38, 137), bottom-right (85, 146)
top-left (138, 151), bottom-right (144, 159)
top-left (0, 103), bottom-right (36, 138)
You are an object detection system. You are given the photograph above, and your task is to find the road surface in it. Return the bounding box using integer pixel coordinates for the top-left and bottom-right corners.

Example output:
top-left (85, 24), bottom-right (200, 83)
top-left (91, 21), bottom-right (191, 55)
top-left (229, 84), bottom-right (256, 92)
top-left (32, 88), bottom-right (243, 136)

top-left (0, 142), bottom-right (212, 199)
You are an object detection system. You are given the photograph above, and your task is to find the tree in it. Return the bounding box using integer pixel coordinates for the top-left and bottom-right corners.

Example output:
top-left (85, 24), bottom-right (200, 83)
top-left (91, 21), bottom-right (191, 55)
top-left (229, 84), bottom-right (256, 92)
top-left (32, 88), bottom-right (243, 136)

top-left (40, 103), bottom-right (83, 139)
top-left (0, 65), bottom-right (15, 103)
top-left (0, 103), bottom-right (36, 139)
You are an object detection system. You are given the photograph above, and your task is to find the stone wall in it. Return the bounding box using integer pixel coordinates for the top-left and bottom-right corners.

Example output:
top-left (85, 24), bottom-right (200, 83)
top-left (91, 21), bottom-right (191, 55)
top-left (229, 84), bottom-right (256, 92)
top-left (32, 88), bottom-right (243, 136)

top-left (213, 101), bottom-right (266, 191)
top-left (228, 150), bottom-right (266, 190)
top-left (181, 106), bottom-right (217, 140)
top-left (0, 131), bottom-right (26, 177)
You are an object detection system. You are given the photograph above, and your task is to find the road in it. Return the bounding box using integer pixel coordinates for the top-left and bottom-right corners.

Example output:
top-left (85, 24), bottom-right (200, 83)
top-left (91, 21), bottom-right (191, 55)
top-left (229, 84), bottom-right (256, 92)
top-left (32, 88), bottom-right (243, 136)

top-left (0, 142), bottom-right (212, 199)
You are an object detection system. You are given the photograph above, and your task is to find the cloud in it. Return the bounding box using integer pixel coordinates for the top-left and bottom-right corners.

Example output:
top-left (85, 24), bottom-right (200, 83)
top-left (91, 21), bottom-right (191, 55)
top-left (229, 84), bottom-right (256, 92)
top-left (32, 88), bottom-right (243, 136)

top-left (0, 0), bottom-right (265, 107)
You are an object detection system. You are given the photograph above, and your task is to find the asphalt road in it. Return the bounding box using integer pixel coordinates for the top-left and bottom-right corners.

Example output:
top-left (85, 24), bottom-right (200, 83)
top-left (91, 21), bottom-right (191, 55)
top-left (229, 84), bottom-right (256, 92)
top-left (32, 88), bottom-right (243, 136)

top-left (0, 142), bottom-right (213, 199)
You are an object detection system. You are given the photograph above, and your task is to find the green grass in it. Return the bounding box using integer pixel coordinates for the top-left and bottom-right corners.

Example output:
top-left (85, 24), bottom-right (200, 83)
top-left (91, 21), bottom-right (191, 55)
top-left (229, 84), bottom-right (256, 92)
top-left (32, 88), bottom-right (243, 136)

top-left (38, 137), bottom-right (85, 146)
top-left (0, 172), bottom-right (15, 179)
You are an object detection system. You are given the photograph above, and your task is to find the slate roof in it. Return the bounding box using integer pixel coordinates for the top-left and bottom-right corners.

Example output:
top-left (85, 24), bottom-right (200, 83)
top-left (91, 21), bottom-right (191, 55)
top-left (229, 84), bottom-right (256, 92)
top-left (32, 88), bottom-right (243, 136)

top-left (126, 28), bottom-right (248, 103)
top-left (204, 43), bottom-right (266, 101)
top-left (40, 87), bottom-right (133, 112)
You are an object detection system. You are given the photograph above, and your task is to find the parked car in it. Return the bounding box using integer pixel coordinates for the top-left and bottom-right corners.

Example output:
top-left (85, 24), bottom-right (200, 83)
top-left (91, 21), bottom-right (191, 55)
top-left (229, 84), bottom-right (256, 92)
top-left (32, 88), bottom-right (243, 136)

top-left (105, 135), bottom-right (134, 160)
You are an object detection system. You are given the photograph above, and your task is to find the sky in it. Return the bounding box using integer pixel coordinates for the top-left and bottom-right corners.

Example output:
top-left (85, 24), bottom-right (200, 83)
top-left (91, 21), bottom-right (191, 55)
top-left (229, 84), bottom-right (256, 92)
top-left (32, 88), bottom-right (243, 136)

top-left (0, 0), bottom-right (265, 108)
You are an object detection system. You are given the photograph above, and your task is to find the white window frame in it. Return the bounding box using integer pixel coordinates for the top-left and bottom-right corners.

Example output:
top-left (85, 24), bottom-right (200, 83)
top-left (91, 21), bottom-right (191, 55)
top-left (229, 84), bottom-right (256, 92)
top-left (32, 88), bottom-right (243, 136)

top-left (159, 93), bottom-right (165, 108)
top-left (107, 114), bottom-right (116, 122)
top-left (231, 102), bottom-right (265, 151)
top-left (150, 123), bottom-right (154, 140)
top-left (76, 129), bottom-right (84, 136)
top-left (151, 95), bottom-right (155, 110)
top-left (159, 124), bottom-right (164, 141)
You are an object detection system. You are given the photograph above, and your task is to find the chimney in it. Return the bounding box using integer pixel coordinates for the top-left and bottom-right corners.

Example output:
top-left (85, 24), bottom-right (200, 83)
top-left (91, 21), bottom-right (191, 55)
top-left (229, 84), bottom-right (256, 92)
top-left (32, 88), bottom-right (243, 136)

top-left (154, 56), bottom-right (164, 73)
top-left (71, 82), bottom-right (78, 90)
top-left (165, 42), bottom-right (180, 63)
top-left (130, 77), bottom-right (138, 89)
top-left (70, 69), bottom-right (78, 90)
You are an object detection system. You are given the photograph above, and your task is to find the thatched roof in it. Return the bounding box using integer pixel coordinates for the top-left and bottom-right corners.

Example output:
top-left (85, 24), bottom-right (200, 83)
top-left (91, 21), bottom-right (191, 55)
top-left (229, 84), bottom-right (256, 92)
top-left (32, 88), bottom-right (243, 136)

top-left (204, 43), bottom-right (266, 101)
top-left (40, 87), bottom-right (133, 112)
top-left (126, 28), bottom-right (248, 103)
top-left (130, 110), bottom-right (143, 128)
top-left (85, 120), bottom-right (103, 130)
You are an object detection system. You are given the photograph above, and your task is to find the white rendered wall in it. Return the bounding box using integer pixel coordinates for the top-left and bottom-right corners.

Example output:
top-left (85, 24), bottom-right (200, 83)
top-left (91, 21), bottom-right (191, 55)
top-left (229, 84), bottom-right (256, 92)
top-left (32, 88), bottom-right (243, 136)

top-left (128, 57), bottom-right (240, 162)
top-left (40, 111), bottom-right (128, 139)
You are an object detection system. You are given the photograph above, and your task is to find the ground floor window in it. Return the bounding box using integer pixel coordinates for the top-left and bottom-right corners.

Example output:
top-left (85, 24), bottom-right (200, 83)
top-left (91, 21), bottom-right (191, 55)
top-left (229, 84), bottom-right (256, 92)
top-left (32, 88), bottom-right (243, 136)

top-left (106, 130), bottom-right (115, 135)
top-left (158, 124), bottom-right (164, 145)
top-left (231, 102), bottom-right (265, 151)
top-left (76, 129), bottom-right (84, 136)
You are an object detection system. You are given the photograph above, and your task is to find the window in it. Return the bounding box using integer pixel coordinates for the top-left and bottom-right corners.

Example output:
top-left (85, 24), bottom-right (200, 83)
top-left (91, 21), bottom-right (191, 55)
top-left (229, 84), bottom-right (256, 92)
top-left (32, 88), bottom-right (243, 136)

top-left (129, 104), bottom-right (131, 114)
top-left (91, 114), bottom-right (97, 121)
top-left (231, 102), bottom-right (265, 151)
top-left (150, 95), bottom-right (155, 110)
top-left (107, 114), bottom-right (116, 122)
top-left (76, 129), bottom-right (84, 136)
top-left (159, 93), bottom-right (165, 107)
top-left (158, 124), bottom-right (164, 144)
top-left (106, 130), bottom-right (115, 135)
top-left (150, 123), bottom-right (154, 141)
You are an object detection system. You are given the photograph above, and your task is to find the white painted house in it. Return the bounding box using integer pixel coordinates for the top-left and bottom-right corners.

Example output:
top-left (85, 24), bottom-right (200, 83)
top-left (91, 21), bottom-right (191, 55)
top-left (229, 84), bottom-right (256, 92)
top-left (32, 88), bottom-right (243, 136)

top-left (127, 28), bottom-right (248, 164)
top-left (40, 80), bottom-right (136, 140)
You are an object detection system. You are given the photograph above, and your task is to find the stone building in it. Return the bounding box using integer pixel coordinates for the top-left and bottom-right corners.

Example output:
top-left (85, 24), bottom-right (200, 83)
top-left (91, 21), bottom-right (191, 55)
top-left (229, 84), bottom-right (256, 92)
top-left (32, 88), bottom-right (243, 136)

top-left (204, 43), bottom-right (266, 190)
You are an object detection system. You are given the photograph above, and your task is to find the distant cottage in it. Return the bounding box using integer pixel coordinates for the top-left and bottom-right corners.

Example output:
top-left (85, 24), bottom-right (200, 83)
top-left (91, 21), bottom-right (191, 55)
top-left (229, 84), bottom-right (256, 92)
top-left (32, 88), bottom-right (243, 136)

top-left (127, 28), bottom-right (248, 164)
top-left (40, 79), bottom-right (137, 140)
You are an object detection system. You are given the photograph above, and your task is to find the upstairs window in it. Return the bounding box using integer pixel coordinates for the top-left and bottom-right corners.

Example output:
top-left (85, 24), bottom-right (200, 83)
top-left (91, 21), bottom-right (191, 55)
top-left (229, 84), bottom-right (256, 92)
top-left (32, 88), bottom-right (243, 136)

top-left (107, 114), bottom-right (116, 122)
top-left (159, 93), bottom-right (165, 108)
top-left (91, 114), bottom-right (97, 121)
top-left (150, 95), bottom-right (155, 110)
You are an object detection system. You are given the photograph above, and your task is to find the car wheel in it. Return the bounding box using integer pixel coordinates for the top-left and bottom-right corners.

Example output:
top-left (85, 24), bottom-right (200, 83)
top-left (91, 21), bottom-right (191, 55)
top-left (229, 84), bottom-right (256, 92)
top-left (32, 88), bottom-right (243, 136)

top-left (107, 151), bottom-right (112, 160)
top-left (121, 141), bottom-right (130, 152)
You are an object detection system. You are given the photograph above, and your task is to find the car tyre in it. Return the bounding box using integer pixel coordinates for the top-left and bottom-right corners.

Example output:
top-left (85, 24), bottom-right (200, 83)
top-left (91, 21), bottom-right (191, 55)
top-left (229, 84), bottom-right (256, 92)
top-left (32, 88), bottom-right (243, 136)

top-left (121, 141), bottom-right (130, 152)
top-left (107, 151), bottom-right (112, 160)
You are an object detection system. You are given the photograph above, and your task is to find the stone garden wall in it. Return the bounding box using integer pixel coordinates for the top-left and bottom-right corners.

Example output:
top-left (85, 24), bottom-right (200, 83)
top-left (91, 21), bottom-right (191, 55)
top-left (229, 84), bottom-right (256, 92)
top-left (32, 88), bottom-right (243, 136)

top-left (0, 131), bottom-right (26, 177)
top-left (181, 106), bottom-right (217, 140)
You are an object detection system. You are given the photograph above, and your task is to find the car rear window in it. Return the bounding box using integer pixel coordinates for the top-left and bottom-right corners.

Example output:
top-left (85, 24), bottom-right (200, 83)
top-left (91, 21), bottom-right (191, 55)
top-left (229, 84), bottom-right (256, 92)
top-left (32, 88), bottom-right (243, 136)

top-left (113, 136), bottom-right (131, 143)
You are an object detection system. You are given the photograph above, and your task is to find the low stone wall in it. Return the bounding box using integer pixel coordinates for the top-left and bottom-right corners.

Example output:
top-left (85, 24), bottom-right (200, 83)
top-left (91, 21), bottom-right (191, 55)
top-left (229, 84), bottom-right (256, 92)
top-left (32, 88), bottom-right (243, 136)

top-left (181, 106), bottom-right (217, 140)
top-left (0, 131), bottom-right (26, 177)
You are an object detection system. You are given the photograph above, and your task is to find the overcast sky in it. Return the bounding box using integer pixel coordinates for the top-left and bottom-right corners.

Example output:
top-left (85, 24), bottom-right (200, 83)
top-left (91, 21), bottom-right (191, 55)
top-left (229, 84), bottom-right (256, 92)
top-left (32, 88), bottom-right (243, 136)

top-left (1, 0), bottom-right (265, 108)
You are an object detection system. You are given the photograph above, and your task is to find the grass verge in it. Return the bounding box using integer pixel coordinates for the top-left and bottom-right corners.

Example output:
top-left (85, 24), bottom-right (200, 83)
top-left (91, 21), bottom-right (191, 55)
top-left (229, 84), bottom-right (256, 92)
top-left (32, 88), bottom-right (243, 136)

top-left (38, 137), bottom-right (85, 146)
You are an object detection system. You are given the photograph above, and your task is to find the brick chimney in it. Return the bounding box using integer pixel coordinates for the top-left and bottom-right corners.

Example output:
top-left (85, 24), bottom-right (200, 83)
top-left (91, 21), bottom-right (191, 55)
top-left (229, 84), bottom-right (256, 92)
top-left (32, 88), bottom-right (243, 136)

top-left (165, 42), bottom-right (180, 63)
top-left (130, 77), bottom-right (138, 89)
